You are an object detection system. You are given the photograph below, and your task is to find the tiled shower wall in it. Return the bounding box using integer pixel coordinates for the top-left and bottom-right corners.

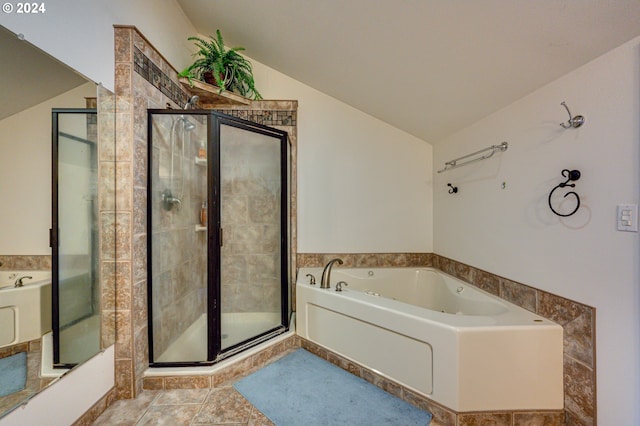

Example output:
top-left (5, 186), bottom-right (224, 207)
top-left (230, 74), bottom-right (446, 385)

top-left (219, 126), bottom-right (284, 314)
top-left (114, 26), bottom-right (297, 399)
top-left (214, 103), bottom-right (298, 293)
top-left (96, 83), bottom-right (118, 353)
top-left (297, 253), bottom-right (596, 425)
top-left (148, 114), bottom-right (207, 359)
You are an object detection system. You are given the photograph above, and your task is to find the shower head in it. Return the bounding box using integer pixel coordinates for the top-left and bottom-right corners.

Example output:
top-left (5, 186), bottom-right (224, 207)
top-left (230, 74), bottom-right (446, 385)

top-left (174, 115), bottom-right (195, 131)
top-left (183, 119), bottom-right (196, 131)
top-left (184, 95), bottom-right (199, 110)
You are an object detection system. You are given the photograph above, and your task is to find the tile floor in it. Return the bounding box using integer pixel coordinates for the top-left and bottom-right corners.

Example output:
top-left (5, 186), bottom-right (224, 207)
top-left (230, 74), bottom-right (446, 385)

top-left (93, 387), bottom-right (274, 426)
top-left (92, 386), bottom-right (443, 426)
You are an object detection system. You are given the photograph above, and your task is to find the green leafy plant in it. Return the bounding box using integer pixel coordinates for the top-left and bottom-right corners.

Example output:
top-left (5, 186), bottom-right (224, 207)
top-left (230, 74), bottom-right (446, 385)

top-left (179, 29), bottom-right (262, 100)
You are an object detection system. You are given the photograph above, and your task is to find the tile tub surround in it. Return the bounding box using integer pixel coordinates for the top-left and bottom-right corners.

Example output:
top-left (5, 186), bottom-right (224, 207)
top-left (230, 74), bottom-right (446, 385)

top-left (297, 252), bottom-right (434, 268)
top-left (0, 255), bottom-right (51, 271)
top-left (298, 252), bottom-right (596, 425)
top-left (114, 26), bottom-right (298, 400)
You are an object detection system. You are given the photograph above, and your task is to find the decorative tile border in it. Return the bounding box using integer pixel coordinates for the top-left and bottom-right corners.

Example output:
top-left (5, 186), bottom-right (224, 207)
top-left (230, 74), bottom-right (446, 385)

top-left (0, 342), bottom-right (29, 360)
top-left (131, 45), bottom-right (298, 126)
top-left (0, 255), bottom-right (51, 270)
top-left (298, 252), bottom-right (596, 425)
top-left (296, 252), bottom-right (434, 268)
top-left (133, 46), bottom-right (189, 109)
top-left (215, 108), bottom-right (297, 126)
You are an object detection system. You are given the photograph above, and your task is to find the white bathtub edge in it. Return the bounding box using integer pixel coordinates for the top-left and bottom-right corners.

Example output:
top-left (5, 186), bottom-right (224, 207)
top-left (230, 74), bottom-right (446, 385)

top-left (296, 267), bottom-right (564, 412)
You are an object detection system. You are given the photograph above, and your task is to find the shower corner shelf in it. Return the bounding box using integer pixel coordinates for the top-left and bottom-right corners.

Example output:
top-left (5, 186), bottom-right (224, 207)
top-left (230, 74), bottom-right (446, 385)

top-left (195, 225), bottom-right (207, 232)
top-left (179, 78), bottom-right (252, 106)
top-left (195, 157), bottom-right (207, 166)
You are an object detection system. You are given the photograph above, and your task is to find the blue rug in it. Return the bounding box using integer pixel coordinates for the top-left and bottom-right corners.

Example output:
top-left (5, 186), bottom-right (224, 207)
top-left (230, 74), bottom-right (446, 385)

top-left (0, 352), bottom-right (27, 398)
top-left (234, 349), bottom-right (432, 425)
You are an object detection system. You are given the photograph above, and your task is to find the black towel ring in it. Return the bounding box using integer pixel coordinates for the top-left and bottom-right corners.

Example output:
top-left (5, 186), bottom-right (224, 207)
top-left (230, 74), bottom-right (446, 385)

top-left (548, 169), bottom-right (581, 217)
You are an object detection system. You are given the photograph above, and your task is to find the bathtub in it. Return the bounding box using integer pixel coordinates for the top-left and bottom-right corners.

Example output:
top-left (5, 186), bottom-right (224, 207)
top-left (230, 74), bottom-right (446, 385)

top-left (0, 270), bottom-right (52, 348)
top-left (296, 267), bottom-right (563, 412)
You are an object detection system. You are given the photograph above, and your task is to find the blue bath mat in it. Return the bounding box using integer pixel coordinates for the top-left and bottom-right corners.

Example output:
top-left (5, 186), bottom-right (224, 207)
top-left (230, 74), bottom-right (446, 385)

top-left (0, 352), bottom-right (27, 398)
top-left (234, 349), bottom-right (432, 425)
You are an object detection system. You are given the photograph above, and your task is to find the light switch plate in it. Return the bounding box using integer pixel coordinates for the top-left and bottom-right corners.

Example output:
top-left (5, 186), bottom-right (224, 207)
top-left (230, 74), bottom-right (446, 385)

top-left (617, 204), bottom-right (638, 232)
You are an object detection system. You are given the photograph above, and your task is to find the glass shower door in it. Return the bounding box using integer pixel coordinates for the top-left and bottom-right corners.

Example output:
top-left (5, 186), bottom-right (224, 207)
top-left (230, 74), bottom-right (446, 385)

top-left (217, 120), bottom-right (288, 352)
top-left (52, 109), bottom-right (100, 366)
top-left (147, 110), bottom-right (289, 366)
top-left (148, 112), bottom-right (209, 364)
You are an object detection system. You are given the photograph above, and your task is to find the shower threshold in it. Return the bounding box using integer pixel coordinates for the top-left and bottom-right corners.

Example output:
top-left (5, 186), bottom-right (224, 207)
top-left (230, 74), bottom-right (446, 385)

top-left (144, 312), bottom-right (296, 377)
top-left (153, 312), bottom-right (294, 367)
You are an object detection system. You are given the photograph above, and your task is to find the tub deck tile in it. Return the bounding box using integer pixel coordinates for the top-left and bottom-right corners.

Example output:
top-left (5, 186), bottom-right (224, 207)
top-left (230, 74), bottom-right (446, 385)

top-left (513, 411), bottom-right (565, 426)
top-left (457, 412), bottom-right (512, 426)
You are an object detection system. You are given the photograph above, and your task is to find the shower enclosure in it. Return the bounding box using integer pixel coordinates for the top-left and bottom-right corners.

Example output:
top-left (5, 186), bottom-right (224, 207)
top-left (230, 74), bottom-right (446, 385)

top-left (147, 110), bottom-right (290, 366)
top-left (51, 108), bottom-right (101, 367)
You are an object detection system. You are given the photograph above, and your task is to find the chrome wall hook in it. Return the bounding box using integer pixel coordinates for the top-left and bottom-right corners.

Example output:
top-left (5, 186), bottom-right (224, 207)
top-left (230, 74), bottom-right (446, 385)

top-left (559, 101), bottom-right (585, 129)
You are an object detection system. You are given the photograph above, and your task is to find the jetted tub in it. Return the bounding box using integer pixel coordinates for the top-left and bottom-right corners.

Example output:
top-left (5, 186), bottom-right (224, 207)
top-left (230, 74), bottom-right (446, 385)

top-left (0, 270), bottom-right (52, 348)
top-left (296, 267), bottom-right (563, 412)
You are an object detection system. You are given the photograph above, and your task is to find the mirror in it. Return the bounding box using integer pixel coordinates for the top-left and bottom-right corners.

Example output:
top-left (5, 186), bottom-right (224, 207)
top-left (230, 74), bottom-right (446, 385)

top-left (0, 25), bottom-right (115, 417)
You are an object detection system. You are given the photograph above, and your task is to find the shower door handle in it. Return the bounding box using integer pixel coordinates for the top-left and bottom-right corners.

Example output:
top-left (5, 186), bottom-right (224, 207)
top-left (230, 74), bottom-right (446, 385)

top-left (219, 227), bottom-right (223, 246)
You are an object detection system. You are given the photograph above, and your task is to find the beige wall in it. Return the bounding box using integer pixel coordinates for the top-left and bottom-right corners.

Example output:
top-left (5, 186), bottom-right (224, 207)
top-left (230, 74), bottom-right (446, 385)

top-left (0, 82), bottom-right (96, 255)
top-left (250, 59), bottom-right (434, 253)
top-left (433, 36), bottom-right (640, 425)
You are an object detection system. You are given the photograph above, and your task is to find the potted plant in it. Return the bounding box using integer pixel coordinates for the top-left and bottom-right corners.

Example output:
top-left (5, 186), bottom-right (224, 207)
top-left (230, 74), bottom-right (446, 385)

top-left (179, 29), bottom-right (263, 100)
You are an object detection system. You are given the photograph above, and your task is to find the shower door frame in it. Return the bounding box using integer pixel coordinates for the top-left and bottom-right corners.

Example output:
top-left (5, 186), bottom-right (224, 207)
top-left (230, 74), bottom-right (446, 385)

top-left (147, 109), bottom-right (290, 367)
top-left (51, 108), bottom-right (98, 368)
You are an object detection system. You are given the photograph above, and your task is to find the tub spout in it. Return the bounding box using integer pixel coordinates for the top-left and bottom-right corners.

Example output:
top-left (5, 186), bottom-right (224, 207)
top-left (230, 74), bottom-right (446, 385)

top-left (15, 276), bottom-right (32, 287)
top-left (320, 258), bottom-right (343, 289)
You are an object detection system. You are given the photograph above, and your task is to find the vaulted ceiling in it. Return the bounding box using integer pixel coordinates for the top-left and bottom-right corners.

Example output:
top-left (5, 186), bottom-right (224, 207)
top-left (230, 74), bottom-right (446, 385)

top-left (178, 0), bottom-right (640, 143)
